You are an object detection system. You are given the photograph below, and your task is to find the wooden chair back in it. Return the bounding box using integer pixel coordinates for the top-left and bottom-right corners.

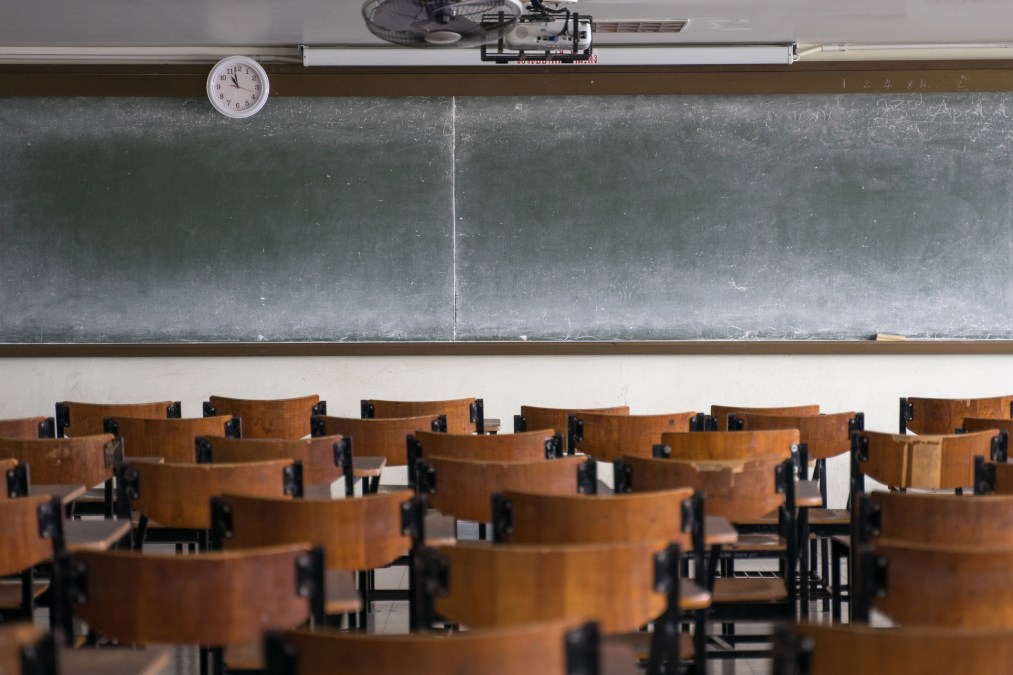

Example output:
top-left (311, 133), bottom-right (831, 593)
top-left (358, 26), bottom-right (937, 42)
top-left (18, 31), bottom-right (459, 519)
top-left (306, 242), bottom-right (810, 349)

top-left (977, 459), bottom-right (1013, 494)
top-left (55, 400), bottom-right (180, 437)
top-left (204, 394), bottom-right (324, 440)
top-left (422, 456), bottom-right (590, 523)
top-left (312, 414), bottom-right (443, 466)
top-left (570, 411), bottom-right (696, 461)
top-left (70, 544), bottom-right (318, 646)
top-left (0, 494), bottom-right (55, 576)
top-left (618, 454), bottom-right (786, 523)
top-left (362, 397), bottom-right (482, 435)
top-left (0, 434), bottom-right (119, 488)
top-left (516, 405), bottom-right (629, 453)
top-left (901, 395), bottom-right (1013, 434)
top-left (0, 458), bottom-right (16, 494)
top-left (871, 491), bottom-right (1013, 547)
top-left (659, 429), bottom-right (799, 461)
top-left (730, 411), bottom-right (859, 460)
top-left (787, 624), bottom-right (1013, 675)
top-left (0, 623), bottom-right (44, 675)
top-left (962, 416), bottom-right (1013, 434)
top-left (196, 435), bottom-right (345, 486)
top-left (409, 429), bottom-right (561, 464)
top-left (126, 459), bottom-right (296, 530)
top-left (710, 404), bottom-right (819, 430)
top-left (216, 490), bottom-right (412, 571)
top-left (854, 429), bottom-right (1000, 490)
top-left (495, 488), bottom-right (693, 550)
top-left (871, 541), bottom-right (1013, 628)
top-left (105, 415), bottom-right (238, 463)
top-left (433, 540), bottom-right (667, 634)
top-left (0, 417), bottom-right (55, 440)
top-left (272, 619), bottom-right (593, 675)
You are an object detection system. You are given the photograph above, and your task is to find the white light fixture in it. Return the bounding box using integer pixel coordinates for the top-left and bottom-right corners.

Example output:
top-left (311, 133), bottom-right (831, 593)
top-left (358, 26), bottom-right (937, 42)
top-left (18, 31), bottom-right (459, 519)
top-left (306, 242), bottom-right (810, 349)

top-left (301, 42), bottom-right (795, 67)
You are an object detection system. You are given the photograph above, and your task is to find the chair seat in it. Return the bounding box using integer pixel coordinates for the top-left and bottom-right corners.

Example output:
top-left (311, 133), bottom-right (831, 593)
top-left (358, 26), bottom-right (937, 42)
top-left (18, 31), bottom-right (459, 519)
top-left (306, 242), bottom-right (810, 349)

top-left (680, 579), bottom-right (712, 611)
top-left (808, 508), bottom-right (849, 525)
top-left (0, 579), bottom-right (48, 610)
top-left (225, 641), bottom-right (264, 671)
top-left (712, 577), bottom-right (788, 603)
top-left (724, 533), bottom-right (785, 552)
top-left (325, 569), bottom-right (363, 615)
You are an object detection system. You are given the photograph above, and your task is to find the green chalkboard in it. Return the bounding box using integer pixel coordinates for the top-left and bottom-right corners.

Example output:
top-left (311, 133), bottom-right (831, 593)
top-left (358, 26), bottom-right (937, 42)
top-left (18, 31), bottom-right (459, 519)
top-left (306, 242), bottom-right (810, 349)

top-left (2, 94), bottom-right (1012, 343)
top-left (1, 97), bottom-right (454, 342)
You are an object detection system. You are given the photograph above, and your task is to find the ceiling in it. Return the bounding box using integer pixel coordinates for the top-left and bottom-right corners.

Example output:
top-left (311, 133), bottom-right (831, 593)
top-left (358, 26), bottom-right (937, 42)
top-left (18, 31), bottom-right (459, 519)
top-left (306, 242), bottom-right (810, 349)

top-left (4, 0), bottom-right (1013, 64)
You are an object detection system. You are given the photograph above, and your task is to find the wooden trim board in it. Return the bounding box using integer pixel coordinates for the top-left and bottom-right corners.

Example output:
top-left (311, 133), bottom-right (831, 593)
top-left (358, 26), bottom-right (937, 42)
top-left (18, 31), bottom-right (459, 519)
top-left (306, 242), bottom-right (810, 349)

top-left (2, 341), bottom-right (1013, 357)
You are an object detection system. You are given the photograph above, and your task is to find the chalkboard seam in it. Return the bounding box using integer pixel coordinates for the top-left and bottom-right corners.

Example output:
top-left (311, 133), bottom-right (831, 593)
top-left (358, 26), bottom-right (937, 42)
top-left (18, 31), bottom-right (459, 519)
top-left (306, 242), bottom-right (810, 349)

top-left (2, 341), bottom-right (1013, 357)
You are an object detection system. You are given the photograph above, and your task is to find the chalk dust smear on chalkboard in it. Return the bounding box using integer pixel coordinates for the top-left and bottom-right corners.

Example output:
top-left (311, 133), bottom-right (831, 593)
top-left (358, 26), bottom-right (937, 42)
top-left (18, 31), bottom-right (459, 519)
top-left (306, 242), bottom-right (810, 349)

top-left (0, 97), bottom-right (455, 342)
top-left (454, 94), bottom-right (1013, 340)
top-left (3, 94), bottom-right (1013, 343)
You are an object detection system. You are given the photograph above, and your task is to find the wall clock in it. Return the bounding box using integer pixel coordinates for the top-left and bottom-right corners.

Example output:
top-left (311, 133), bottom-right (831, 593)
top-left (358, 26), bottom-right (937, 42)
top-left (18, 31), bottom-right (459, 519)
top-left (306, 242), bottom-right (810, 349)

top-left (206, 56), bottom-right (270, 118)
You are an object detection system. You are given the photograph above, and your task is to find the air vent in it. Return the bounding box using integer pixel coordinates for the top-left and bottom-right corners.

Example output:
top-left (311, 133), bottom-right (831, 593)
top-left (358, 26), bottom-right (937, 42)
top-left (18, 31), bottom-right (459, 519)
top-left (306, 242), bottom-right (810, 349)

top-left (592, 20), bottom-right (688, 34)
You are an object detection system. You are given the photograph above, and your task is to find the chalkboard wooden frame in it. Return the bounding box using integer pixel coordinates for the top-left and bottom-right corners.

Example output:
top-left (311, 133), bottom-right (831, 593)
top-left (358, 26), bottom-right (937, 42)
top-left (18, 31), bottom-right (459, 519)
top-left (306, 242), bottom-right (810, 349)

top-left (2, 340), bottom-right (1013, 356)
top-left (3, 59), bottom-right (1013, 97)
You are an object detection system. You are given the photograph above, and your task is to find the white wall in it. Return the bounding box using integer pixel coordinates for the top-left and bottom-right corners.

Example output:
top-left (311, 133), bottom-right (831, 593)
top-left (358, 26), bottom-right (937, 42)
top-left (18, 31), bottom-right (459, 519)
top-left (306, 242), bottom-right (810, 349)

top-left (3, 353), bottom-right (1012, 506)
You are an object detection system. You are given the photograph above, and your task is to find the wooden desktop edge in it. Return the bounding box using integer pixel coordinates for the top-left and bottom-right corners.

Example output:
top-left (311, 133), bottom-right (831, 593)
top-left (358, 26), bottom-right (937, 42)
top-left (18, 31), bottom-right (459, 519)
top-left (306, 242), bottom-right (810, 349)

top-left (3, 340), bottom-right (1013, 357)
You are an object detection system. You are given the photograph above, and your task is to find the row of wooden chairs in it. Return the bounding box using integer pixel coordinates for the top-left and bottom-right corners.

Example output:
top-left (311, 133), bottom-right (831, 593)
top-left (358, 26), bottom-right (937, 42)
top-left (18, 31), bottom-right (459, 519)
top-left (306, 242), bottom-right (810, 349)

top-left (7, 391), bottom-right (1013, 668)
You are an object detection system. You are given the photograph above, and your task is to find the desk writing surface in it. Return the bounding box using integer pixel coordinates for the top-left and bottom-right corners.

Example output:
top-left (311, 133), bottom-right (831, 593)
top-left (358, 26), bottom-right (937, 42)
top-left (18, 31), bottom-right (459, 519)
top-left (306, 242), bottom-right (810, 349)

top-left (2, 94), bottom-right (1013, 343)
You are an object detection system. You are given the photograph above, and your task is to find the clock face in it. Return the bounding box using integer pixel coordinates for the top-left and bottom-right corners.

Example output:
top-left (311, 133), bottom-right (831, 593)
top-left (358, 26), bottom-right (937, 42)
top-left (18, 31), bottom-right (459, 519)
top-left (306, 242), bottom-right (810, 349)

top-left (207, 56), bottom-right (270, 119)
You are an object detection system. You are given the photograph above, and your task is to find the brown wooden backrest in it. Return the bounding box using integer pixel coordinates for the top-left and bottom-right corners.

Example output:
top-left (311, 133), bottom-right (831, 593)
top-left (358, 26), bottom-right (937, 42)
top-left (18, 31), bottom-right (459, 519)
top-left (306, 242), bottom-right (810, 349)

top-left (0, 417), bottom-right (52, 440)
top-left (426, 456), bottom-right (587, 523)
top-left (281, 619), bottom-right (586, 675)
top-left (411, 429), bottom-right (558, 463)
top-left (0, 458), bottom-right (17, 493)
top-left (435, 540), bottom-right (667, 633)
top-left (219, 490), bottom-right (412, 570)
top-left (572, 411), bottom-right (696, 461)
top-left (74, 544), bottom-right (313, 646)
top-left (0, 623), bottom-right (43, 675)
top-left (499, 488), bottom-right (693, 550)
top-left (905, 395), bottom-right (1013, 435)
top-left (795, 623), bottom-right (1013, 675)
top-left (962, 416), bottom-right (1013, 434)
top-left (872, 492), bottom-right (1013, 547)
top-left (660, 429), bottom-right (799, 461)
top-left (0, 494), bottom-right (54, 576)
top-left (858, 429), bottom-right (998, 490)
top-left (873, 541), bottom-right (1013, 628)
top-left (710, 404), bottom-right (820, 430)
top-left (364, 398), bottom-right (479, 435)
top-left (312, 415), bottom-right (443, 466)
top-left (205, 394), bottom-right (321, 440)
top-left (130, 459), bottom-right (294, 529)
top-left (108, 415), bottom-right (235, 463)
top-left (197, 435), bottom-right (344, 485)
top-left (732, 411), bottom-right (857, 460)
top-left (621, 454), bottom-right (785, 522)
top-left (0, 434), bottom-right (117, 488)
top-left (57, 401), bottom-right (178, 437)
top-left (518, 405), bottom-right (630, 453)
top-left (985, 461), bottom-right (1013, 494)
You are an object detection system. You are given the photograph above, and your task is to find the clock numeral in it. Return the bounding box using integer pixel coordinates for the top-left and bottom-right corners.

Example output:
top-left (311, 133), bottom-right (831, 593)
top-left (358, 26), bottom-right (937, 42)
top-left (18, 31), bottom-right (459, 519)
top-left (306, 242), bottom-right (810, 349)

top-left (219, 93), bottom-right (225, 100)
top-left (219, 75), bottom-right (227, 81)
